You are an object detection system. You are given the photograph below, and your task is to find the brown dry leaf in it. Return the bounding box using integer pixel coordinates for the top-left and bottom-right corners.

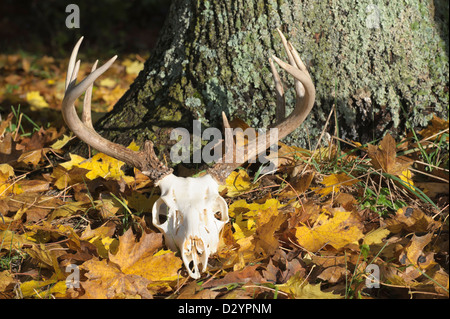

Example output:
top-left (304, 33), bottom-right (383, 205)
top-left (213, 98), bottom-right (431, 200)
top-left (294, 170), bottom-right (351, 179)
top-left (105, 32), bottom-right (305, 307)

top-left (177, 281), bottom-right (220, 299)
top-left (252, 212), bottom-right (286, 256)
top-left (0, 113), bottom-right (13, 136)
top-left (80, 229), bottom-right (182, 298)
top-left (415, 182), bottom-right (449, 198)
top-left (419, 115), bottom-right (449, 141)
top-left (109, 229), bottom-right (163, 270)
top-left (17, 149), bottom-right (49, 166)
top-left (400, 233), bottom-right (435, 269)
top-left (295, 210), bottom-right (364, 253)
top-left (81, 258), bottom-right (153, 299)
top-left (0, 270), bottom-right (16, 292)
top-left (279, 170), bottom-right (314, 200)
top-left (51, 165), bottom-right (91, 190)
top-left (202, 264), bottom-right (264, 288)
top-left (0, 230), bottom-right (34, 251)
top-left (109, 229), bottom-right (183, 287)
top-left (384, 207), bottom-right (439, 233)
top-left (25, 242), bottom-right (66, 277)
top-left (0, 132), bottom-right (24, 164)
top-left (431, 268), bottom-right (449, 296)
top-left (317, 266), bottom-right (350, 284)
top-left (367, 133), bottom-right (413, 175)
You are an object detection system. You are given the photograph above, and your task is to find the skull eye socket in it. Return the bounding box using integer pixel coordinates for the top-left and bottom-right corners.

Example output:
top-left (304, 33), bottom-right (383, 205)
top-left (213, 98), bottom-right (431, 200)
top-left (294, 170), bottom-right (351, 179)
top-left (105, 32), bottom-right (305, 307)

top-left (214, 211), bottom-right (222, 221)
top-left (153, 199), bottom-right (169, 226)
top-left (212, 197), bottom-right (229, 223)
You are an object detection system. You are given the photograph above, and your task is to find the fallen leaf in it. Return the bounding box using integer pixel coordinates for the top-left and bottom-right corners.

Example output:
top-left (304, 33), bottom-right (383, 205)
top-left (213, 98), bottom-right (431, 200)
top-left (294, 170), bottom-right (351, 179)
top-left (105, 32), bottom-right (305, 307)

top-left (80, 258), bottom-right (152, 299)
top-left (26, 91), bottom-right (49, 109)
top-left (295, 210), bottom-right (364, 252)
top-left (276, 272), bottom-right (341, 299)
top-left (317, 266), bottom-right (349, 284)
top-left (401, 233), bottom-right (435, 269)
top-left (0, 270), bottom-right (16, 292)
top-left (99, 77), bottom-right (117, 88)
top-left (384, 207), bottom-right (439, 233)
top-left (109, 229), bottom-right (182, 286)
top-left (220, 170), bottom-right (255, 197)
top-left (367, 133), bottom-right (413, 176)
top-left (122, 59), bottom-right (144, 75)
top-left (19, 275), bottom-right (67, 298)
top-left (363, 227), bottom-right (390, 246)
top-left (51, 134), bottom-right (71, 150)
top-left (313, 173), bottom-right (357, 197)
top-left (252, 212), bottom-right (286, 256)
top-left (419, 115), bottom-right (449, 141)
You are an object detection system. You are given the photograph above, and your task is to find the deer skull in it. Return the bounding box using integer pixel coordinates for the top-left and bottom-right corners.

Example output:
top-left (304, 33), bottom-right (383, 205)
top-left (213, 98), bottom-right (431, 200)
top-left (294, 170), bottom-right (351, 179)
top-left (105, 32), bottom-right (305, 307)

top-left (151, 174), bottom-right (228, 279)
top-left (61, 29), bottom-right (315, 279)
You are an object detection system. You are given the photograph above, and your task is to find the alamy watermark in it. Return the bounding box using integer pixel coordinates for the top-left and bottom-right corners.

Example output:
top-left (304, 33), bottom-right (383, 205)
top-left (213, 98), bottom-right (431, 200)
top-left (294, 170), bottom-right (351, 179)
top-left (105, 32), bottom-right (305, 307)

top-left (65, 264), bottom-right (80, 289)
top-left (365, 264), bottom-right (380, 288)
top-left (65, 4), bottom-right (80, 29)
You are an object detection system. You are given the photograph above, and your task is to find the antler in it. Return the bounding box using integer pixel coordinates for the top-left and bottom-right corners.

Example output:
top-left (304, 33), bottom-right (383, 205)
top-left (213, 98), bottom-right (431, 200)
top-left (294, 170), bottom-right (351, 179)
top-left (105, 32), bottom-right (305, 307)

top-left (208, 29), bottom-right (316, 183)
top-left (62, 37), bottom-right (172, 183)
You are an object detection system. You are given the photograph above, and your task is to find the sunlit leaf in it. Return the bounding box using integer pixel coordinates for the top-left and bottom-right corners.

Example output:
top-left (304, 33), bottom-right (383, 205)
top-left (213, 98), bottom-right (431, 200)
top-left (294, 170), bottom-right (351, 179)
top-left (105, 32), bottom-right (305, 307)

top-left (295, 210), bottom-right (364, 252)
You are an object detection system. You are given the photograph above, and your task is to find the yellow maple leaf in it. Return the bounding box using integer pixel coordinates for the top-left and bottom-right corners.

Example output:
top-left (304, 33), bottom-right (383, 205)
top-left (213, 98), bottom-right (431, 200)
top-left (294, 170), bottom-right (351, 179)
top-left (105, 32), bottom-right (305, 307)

top-left (277, 272), bottom-right (342, 299)
top-left (363, 227), bottom-right (390, 246)
top-left (295, 210), bottom-right (364, 252)
top-left (0, 163), bottom-right (23, 198)
top-left (228, 198), bottom-right (284, 242)
top-left (58, 142), bottom-right (138, 181)
top-left (26, 91), bottom-right (49, 109)
top-left (122, 59), bottom-right (144, 75)
top-left (399, 169), bottom-right (414, 191)
top-left (51, 134), bottom-right (71, 150)
top-left (313, 172), bottom-right (356, 197)
top-left (109, 229), bottom-right (182, 283)
top-left (219, 170), bottom-right (255, 197)
top-left (99, 77), bottom-right (117, 88)
top-left (20, 276), bottom-right (66, 298)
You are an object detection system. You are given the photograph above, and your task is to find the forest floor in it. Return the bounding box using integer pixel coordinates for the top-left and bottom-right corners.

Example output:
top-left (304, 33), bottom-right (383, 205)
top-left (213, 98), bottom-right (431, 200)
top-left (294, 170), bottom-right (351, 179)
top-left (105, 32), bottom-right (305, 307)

top-left (0, 47), bottom-right (448, 299)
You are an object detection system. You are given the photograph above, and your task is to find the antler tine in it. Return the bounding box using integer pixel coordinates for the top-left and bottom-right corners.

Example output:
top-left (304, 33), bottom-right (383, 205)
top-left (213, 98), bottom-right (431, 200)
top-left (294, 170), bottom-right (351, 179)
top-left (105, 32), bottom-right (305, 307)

top-left (269, 57), bottom-right (285, 124)
top-left (81, 60), bottom-right (98, 129)
top-left (276, 29), bottom-right (305, 98)
top-left (65, 37), bottom-right (83, 91)
top-left (271, 54), bottom-right (315, 125)
top-left (208, 30), bottom-right (315, 184)
top-left (61, 37), bottom-right (173, 183)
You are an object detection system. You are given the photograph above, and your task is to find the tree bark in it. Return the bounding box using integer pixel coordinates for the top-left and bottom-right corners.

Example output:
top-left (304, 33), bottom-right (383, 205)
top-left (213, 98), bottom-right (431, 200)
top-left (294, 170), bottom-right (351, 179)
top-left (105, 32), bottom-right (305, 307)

top-left (92, 0), bottom-right (448, 161)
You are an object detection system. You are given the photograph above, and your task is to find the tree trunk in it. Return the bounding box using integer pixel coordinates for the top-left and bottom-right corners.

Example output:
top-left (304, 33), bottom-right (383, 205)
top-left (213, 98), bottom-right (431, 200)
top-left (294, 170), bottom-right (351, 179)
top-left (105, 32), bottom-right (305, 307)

top-left (93, 0), bottom-right (448, 162)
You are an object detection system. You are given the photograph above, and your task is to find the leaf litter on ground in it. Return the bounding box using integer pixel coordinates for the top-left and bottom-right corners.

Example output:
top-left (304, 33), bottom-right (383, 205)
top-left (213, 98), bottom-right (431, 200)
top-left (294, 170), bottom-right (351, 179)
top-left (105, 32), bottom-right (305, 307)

top-left (0, 50), bottom-right (448, 299)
